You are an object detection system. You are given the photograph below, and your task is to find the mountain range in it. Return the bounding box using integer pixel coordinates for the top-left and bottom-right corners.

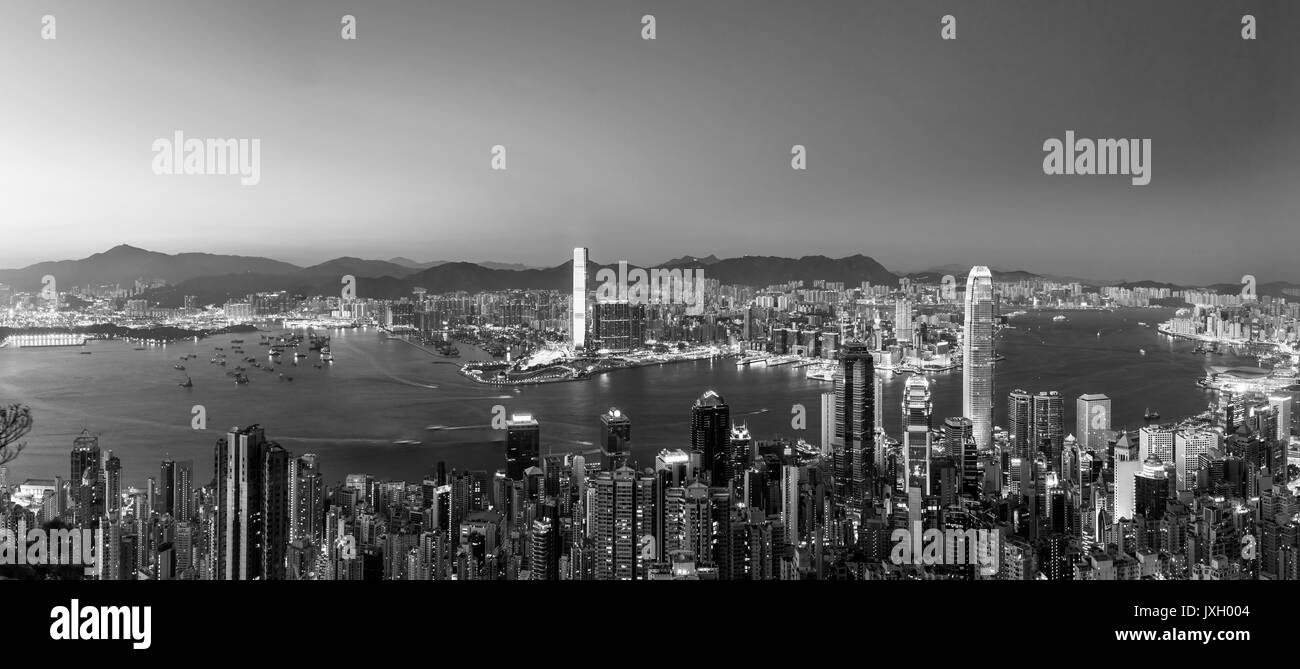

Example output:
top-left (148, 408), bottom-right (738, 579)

top-left (1, 245), bottom-right (1295, 307)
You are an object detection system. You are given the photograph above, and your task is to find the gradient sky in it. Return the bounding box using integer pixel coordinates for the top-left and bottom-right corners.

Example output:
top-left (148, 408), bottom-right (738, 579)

top-left (1, 0), bottom-right (1296, 283)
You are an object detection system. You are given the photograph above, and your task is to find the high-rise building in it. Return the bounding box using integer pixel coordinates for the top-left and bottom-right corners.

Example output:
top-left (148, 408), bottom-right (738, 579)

top-left (262, 444), bottom-right (292, 580)
top-left (819, 391), bottom-right (835, 456)
top-left (214, 425), bottom-right (290, 580)
top-left (833, 341), bottom-right (875, 503)
top-left (70, 432), bottom-right (101, 524)
top-left (1032, 391), bottom-right (1064, 467)
top-left (1139, 426), bottom-right (1175, 465)
top-left (591, 301), bottom-right (646, 352)
top-left (943, 417), bottom-right (979, 498)
top-left (728, 425), bottom-right (752, 485)
top-left (1076, 394), bottom-right (1112, 453)
top-left (505, 413), bottom-right (540, 481)
top-left (571, 247), bottom-right (588, 351)
top-left (1007, 389), bottom-right (1033, 459)
top-left (690, 390), bottom-right (731, 484)
top-left (159, 459), bottom-right (176, 516)
top-left (902, 376), bottom-right (933, 522)
top-left (599, 407), bottom-right (631, 471)
top-left (963, 266), bottom-right (995, 449)
top-left (1134, 455), bottom-right (1170, 520)
top-left (594, 466), bottom-right (637, 580)
top-left (103, 451), bottom-right (122, 515)
top-left (1174, 429), bottom-right (1217, 492)
top-left (895, 297), bottom-right (913, 348)
top-left (1268, 395), bottom-right (1292, 442)
top-left (292, 454), bottom-right (325, 543)
top-left (216, 425), bottom-right (263, 580)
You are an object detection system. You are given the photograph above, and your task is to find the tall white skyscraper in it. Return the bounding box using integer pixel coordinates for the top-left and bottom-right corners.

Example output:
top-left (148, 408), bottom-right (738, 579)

top-left (963, 266), bottom-right (995, 449)
top-left (1268, 395), bottom-right (1292, 442)
top-left (572, 247), bottom-right (588, 351)
top-left (895, 297), bottom-right (913, 348)
top-left (820, 391), bottom-right (835, 456)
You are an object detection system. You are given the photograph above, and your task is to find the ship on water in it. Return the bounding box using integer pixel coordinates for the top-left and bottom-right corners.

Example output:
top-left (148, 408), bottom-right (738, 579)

top-left (805, 361), bottom-right (836, 381)
top-left (1, 333), bottom-right (87, 348)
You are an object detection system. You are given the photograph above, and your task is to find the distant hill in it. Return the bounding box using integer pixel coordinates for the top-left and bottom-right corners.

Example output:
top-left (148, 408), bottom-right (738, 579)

top-left (388, 257), bottom-right (538, 272)
top-left (0, 244), bottom-right (300, 291)
top-left (140, 253), bottom-right (899, 306)
top-left (300, 257), bottom-right (418, 279)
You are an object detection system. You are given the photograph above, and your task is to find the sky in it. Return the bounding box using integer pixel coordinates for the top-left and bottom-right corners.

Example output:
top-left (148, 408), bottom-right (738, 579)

top-left (0, 0), bottom-right (1296, 284)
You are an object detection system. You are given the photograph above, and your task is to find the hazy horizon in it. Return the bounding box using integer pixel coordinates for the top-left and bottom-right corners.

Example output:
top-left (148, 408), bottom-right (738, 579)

top-left (2, 0), bottom-right (1297, 284)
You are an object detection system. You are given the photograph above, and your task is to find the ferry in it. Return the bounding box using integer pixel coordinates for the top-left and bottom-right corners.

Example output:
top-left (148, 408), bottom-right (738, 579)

top-left (806, 362), bottom-right (836, 382)
top-left (173, 364), bottom-right (186, 370)
top-left (2, 333), bottom-right (87, 348)
top-left (1052, 314), bottom-right (1068, 323)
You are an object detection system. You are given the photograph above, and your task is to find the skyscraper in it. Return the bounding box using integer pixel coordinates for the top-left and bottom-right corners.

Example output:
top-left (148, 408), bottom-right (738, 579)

top-left (728, 424), bottom-right (752, 485)
top-left (690, 390), bottom-right (730, 484)
top-left (902, 375), bottom-right (932, 522)
top-left (103, 451), bottom-right (122, 515)
top-left (1268, 395), bottom-right (1292, 442)
top-left (215, 424), bottom-right (280, 580)
top-left (505, 413), bottom-right (541, 481)
top-left (1032, 391), bottom-right (1064, 467)
top-left (833, 341), bottom-right (876, 504)
top-left (1076, 393), bottom-right (1112, 454)
top-left (594, 466), bottom-right (637, 580)
top-left (895, 297), bottom-right (913, 348)
top-left (571, 246), bottom-right (588, 351)
top-left (819, 391), bottom-right (835, 456)
top-left (943, 417), bottom-right (979, 498)
top-left (262, 443), bottom-right (292, 580)
top-left (1007, 389), bottom-right (1033, 460)
top-left (159, 459), bottom-right (176, 516)
top-left (963, 266), bottom-right (995, 449)
top-left (599, 407), bottom-right (631, 471)
top-left (70, 432), bottom-right (101, 524)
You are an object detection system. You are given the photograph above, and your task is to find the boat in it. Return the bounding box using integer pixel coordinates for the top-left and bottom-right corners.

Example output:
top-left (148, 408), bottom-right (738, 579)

top-left (234, 373), bottom-right (250, 384)
top-left (231, 339), bottom-right (244, 344)
top-left (393, 440), bottom-right (420, 446)
top-left (1052, 314), bottom-right (1068, 323)
top-left (805, 362), bottom-right (836, 381)
top-left (279, 374), bottom-right (293, 381)
top-left (1144, 408), bottom-right (1160, 421)
top-left (1139, 349), bottom-right (1146, 356)
top-left (179, 376), bottom-right (192, 388)
top-left (173, 364), bottom-right (186, 370)
top-left (80, 351), bottom-right (93, 355)
top-left (320, 346), bottom-right (334, 362)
